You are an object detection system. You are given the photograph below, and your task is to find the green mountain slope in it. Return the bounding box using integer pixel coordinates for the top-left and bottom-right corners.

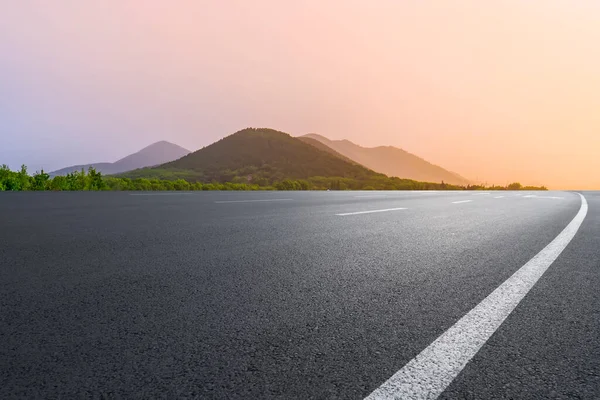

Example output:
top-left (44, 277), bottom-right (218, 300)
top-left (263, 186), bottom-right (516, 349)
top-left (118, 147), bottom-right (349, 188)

top-left (301, 133), bottom-right (470, 185)
top-left (122, 128), bottom-right (384, 185)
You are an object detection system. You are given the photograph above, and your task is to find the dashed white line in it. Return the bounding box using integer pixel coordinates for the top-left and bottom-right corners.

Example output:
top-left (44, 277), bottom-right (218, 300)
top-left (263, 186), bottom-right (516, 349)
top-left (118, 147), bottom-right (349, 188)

top-left (523, 195), bottom-right (564, 200)
top-left (452, 200), bottom-right (473, 204)
top-left (365, 193), bottom-right (588, 400)
top-left (129, 193), bottom-right (195, 196)
top-left (494, 196), bottom-right (505, 199)
top-left (336, 207), bottom-right (407, 216)
top-left (355, 195), bottom-right (388, 198)
top-left (214, 198), bottom-right (293, 204)
top-left (472, 192), bottom-right (491, 196)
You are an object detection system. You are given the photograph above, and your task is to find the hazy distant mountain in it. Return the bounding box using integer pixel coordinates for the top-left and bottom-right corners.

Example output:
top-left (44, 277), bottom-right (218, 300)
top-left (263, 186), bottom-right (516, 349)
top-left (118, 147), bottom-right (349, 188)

top-left (296, 136), bottom-right (359, 165)
top-left (50, 141), bottom-right (190, 176)
top-left (300, 134), bottom-right (470, 185)
top-left (122, 128), bottom-right (382, 184)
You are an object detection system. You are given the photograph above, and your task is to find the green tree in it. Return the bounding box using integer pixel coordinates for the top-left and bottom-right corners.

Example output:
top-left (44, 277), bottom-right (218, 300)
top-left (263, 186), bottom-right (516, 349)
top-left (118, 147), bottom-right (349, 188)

top-left (297, 180), bottom-right (311, 190)
top-left (191, 182), bottom-right (204, 191)
top-left (18, 165), bottom-right (31, 190)
top-left (160, 180), bottom-right (175, 190)
top-left (31, 170), bottom-right (50, 191)
top-left (132, 178), bottom-right (151, 191)
top-left (87, 167), bottom-right (106, 191)
top-left (507, 182), bottom-right (522, 190)
top-left (65, 170), bottom-right (85, 190)
top-left (0, 165), bottom-right (20, 190)
top-left (173, 179), bottom-right (190, 191)
top-left (49, 175), bottom-right (68, 191)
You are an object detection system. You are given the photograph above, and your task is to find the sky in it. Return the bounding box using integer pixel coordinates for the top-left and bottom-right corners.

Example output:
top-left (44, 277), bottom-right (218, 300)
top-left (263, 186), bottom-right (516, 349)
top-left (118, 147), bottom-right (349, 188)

top-left (1, 1), bottom-right (600, 189)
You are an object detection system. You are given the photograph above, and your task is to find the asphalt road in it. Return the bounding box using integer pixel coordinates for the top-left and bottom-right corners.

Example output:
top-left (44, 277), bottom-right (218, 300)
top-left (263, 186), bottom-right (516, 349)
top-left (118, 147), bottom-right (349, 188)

top-left (1, 190), bottom-right (598, 399)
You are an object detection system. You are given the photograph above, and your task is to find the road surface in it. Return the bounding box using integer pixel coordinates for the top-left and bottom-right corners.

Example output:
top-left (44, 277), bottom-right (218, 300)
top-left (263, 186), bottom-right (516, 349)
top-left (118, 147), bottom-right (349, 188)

top-left (1, 190), bottom-right (598, 399)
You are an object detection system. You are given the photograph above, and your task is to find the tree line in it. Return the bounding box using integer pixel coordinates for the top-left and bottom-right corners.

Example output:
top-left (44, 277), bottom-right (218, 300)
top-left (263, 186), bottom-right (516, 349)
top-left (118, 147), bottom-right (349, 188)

top-left (0, 165), bottom-right (263, 191)
top-left (0, 165), bottom-right (547, 192)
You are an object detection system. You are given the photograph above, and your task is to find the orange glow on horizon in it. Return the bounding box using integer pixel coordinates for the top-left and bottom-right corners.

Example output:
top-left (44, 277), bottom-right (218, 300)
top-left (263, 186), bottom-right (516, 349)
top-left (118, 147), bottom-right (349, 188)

top-left (1, 1), bottom-right (599, 189)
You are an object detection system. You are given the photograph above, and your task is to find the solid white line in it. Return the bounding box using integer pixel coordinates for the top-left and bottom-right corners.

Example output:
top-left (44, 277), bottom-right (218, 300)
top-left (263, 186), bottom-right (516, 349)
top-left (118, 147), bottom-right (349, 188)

top-left (494, 196), bottom-right (505, 199)
top-left (452, 200), bottom-right (473, 204)
top-left (355, 195), bottom-right (388, 198)
top-left (336, 207), bottom-right (407, 216)
top-left (472, 192), bottom-right (491, 196)
top-left (365, 193), bottom-right (587, 400)
top-left (214, 198), bottom-right (293, 204)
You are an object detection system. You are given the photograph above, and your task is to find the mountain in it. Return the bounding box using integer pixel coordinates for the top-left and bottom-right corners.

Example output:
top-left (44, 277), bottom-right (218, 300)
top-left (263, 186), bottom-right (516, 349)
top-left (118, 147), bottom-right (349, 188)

top-left (300, 134), bottom-right (470, 185)
top-left (50, 141), bottom-right (191, 176)
top-left (296, 136), bottom-right (358, 165)
top-left (122, 128), bottom-right (383, 185)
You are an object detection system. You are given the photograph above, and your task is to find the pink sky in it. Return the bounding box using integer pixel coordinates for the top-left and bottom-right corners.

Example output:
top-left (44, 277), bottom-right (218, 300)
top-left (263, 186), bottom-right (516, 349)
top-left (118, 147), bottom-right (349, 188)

top-left (1, 1), bottom-right (599, 188)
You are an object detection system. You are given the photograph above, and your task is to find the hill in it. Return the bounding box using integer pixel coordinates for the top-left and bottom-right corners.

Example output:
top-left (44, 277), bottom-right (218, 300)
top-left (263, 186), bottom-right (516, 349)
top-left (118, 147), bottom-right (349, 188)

top-left (5, 128), bottom-right (545, 191)
top-left (122, 128), bottom-right (383, 186)
top-left (296, 136), bottom-right (358, 165)
top-left (50, 141), bottom-right (190, 176)
top-left (300, 134), bottom-right (470, 185)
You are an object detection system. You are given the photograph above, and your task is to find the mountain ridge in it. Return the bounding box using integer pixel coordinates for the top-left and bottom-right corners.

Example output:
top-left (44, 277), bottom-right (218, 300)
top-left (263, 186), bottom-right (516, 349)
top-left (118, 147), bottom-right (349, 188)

top-left (50, 140), bottom-right (190, 176)
top-left (296, 136), bottom-right (359, 165)
top-left (120, 128), bottom-right (474, 191)
top-left (300, 133), bottom-right (470, 185)
top-left (122, 128), bottom-right (382, 185)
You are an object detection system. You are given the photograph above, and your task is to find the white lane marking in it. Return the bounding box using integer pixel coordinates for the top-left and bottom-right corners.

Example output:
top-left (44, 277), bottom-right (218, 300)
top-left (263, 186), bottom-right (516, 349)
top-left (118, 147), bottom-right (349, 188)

top-left (214, 199), bottom-right (293, 204)
top-left (336, 207), bottom-right (407, 216)
top-left (523, 195), bottom-right (564, 200)
top-left (365, 193), bottom-right (588, 400)
top-left (472, 192), bottom-right (491, 196)
top-left (452, 200), bottom-right (473, 204)
top-left (494, 196), bottom-right (505, 199)
top-left (355, 195), bottom-right (389, 198)
top-left (129, 193), bottom-right (195, 196)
